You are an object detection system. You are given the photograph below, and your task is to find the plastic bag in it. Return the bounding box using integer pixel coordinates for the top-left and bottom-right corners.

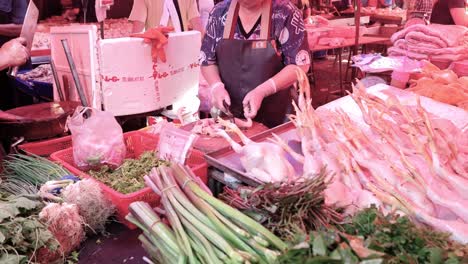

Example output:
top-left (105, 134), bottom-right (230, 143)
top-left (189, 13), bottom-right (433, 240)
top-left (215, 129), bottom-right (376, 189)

top-left (67, 107), bottom-right (126, 170)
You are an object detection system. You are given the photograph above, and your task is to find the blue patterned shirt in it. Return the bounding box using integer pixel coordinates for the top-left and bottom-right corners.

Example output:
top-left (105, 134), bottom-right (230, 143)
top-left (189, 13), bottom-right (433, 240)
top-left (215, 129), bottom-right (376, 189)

top-left (200, 0), bottom-right (310, 67)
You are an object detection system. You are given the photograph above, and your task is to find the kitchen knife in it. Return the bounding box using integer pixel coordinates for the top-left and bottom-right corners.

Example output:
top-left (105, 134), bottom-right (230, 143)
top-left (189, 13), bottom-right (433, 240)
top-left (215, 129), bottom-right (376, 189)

top-left (9, 0), bottom-right (39, 77)
top-left (222, 100), bottom-right (235, 124)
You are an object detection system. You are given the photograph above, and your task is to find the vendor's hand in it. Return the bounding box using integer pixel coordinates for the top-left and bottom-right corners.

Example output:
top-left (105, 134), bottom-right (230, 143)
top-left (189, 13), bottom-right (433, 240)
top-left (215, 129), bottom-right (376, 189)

top-left (210, 82), bottom-right (231, 112)
top-left (131, 27), bottom-right (174, 62)
top-left (0, 37), bottom-right (29, 68)
top-left (243, 79), bottom-right (276, 119)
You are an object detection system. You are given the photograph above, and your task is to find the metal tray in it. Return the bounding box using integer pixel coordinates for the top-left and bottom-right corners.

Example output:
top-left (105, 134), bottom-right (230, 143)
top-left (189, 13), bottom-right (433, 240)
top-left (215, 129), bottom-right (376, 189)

top-left (204, 122), bottom-right (303, 186)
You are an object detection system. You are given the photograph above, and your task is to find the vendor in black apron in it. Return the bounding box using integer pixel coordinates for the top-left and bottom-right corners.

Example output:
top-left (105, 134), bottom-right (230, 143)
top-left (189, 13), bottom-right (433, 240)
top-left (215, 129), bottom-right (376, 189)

top-left (200, 0), bottom-right (310, 128)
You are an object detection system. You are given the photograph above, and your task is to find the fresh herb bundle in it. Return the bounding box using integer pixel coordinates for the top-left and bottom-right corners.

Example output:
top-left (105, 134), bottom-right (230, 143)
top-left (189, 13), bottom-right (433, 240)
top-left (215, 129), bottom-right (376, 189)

top-left (220, 169), bottom-right (342, 241)
top-left (88, 151), bottom-right (169, 194)
top-left (343, 207), bottom-right (467, 264)
top-left (0, 192), bottom-right (60, 264)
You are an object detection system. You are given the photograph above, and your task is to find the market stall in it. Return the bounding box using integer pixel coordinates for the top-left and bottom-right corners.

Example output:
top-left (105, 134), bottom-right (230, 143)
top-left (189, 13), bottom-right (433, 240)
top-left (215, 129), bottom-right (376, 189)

top-left (1, 0), bottom-right (468, 263)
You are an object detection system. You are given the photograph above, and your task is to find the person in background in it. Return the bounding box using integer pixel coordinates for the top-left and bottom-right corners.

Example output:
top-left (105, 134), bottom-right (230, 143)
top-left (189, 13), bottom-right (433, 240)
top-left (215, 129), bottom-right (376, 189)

top-left (201, 0), bottom-right (310, 128)
top-left (0, 0), bottom-right (27, 110)
top-left (129, 0), bottom-right (204, 34)
top-left (0, 37), bottom-right (29, 71)
top-left (406, 0), bottom-right (467, 27)
top-left (291, 0), bottom-right (311, 18)
top-left (70, 0), bottom-right (98, 23)
top-left (199, 0), bottom-right (214, 29)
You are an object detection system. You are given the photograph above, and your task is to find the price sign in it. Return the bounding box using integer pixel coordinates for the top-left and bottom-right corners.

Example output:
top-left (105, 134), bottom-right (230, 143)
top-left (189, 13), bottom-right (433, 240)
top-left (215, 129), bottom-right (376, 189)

top-left (157, 123), bottom-right (197, 164)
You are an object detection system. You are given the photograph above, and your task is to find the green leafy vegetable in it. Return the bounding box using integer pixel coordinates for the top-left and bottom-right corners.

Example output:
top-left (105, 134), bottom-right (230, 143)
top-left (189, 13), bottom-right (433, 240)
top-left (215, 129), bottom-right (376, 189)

top-left (88, 151), bottom-right (169, 194)
top-left (343, 206), bottom-right (468, 264)
top-left (0, 192), bottom-right (60, 264)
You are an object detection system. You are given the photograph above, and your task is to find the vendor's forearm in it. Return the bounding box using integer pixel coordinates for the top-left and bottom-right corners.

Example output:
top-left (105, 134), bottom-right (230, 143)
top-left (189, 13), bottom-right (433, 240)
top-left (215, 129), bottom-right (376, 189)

top-left (450, 8), bottom-right (467, 27)
top-left (190, 17), bottom-right (205, 35)
top-left (201, 65), bottom-right (223, 86)
top-left (0, 24), bottom-right (22, 37)
top-left (269, 64), bottom-right (310, 92)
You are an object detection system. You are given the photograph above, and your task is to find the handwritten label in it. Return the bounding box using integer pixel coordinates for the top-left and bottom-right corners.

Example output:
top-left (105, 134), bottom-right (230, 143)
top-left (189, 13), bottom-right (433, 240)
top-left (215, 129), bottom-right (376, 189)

top-left (157, 123), bottom-right (197, 164)
top-left (103, 76), bottom-right (145, 82)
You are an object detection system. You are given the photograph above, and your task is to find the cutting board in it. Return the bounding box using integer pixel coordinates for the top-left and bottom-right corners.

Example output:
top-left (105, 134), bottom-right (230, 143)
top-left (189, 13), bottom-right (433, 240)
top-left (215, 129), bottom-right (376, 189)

top-left (180, 120), bottom-right (268, 153)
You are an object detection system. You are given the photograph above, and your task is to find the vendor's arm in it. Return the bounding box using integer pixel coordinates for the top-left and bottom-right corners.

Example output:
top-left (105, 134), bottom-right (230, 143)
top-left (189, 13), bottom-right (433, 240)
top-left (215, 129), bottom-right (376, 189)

top-left (188, 0), bottom-right (204, 34)
top-left (200, 6), bottom-right (231, 111)
top-left (450, 8), bottom-right (467, 26)
top-left (129, 0), bottom-right (148, 33)
top-left (0, 24), bottom-right (22, 37)
top-left (243, 4), bottom-right (310, 119)
top-left (448, 0), bottom-right (467, 26)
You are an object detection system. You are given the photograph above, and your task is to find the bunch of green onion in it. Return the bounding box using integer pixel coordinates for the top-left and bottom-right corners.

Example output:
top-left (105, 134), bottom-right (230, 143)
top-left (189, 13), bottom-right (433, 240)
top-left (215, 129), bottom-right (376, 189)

top-left (127, 164), bottom-right (287, 264)
top-left (1, 154), bottom-right (70, 195)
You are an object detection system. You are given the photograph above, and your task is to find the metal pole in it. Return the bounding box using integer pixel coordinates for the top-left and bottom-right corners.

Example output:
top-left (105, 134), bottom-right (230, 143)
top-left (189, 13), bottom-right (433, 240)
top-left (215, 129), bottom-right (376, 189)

top-left (100, 21), bottom-right (105, 39)
top-left (61, 39), bottom-right (89, 107)
top-left (50, 60), bottom-right (65, 101)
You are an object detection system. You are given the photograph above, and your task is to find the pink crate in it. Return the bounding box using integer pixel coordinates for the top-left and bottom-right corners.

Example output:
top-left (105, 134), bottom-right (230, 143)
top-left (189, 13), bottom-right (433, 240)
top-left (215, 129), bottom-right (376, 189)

top-left (18, 136), bottom-right (72, 158)
top-left (50, 131), bottom-right (208, 229)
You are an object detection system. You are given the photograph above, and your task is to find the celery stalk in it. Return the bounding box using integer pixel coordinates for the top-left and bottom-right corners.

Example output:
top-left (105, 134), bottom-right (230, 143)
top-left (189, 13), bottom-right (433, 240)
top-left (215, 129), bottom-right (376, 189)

top-left (164, 189), bottom-right (244, 262)
top-left (128, 202), bottom-right (181, 255)
top-left (160, 194), bottom-right (195, 262)
top-left (173, 164), bottom-right (288, 252)
top-left (183, 218), bottom-right (220, 264)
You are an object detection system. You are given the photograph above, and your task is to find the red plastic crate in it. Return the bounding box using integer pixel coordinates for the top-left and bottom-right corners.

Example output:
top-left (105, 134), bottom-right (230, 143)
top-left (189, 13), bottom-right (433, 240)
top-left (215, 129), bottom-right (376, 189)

top-left (50, 131), bottom-right (208, 229)
top-left (18, 136), bottom-right (72, 158)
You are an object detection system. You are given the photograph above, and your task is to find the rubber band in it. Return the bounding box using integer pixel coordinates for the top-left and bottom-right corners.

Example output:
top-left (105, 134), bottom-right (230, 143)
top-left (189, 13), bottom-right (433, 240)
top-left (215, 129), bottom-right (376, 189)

top-left (182, 179), bottom-right (193, 189)
top-left (161, 185), bottom-right (177, 193)
top-left (268, 78), bottom-right (277, 94)
top-left (150, 219), bottom-right (162, 229)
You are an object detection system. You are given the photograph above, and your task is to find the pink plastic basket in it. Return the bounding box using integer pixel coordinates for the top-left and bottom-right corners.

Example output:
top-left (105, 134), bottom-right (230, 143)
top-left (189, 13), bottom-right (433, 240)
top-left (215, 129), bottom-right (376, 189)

top-left (50, 131), bottom-right (208, 229)
top-left (18, 136), bottom-right (72, 158)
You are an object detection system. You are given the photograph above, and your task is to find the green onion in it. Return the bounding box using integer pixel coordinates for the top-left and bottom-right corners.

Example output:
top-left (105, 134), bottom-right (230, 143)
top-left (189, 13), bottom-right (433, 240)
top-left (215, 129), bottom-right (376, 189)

top-left (2, 154), bottom-right (70, 186)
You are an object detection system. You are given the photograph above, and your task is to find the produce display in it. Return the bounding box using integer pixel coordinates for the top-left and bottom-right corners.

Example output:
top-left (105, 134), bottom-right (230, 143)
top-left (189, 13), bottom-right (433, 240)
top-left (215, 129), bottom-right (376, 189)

top-left (17, 64), bottom-right (53, 83)
top-left (274, 69), bottom-right (468, 243)
top-left (127, 164), bottom-right (287, 263)
top-left (88, 151), bottom-right (169, 194)
top-left (221, 170), bottom-right (342, 241)
top-left (389, 24), bottom-right (468, 61)
top-left (1, 154), bottom-right (70, 188)
top-left (279, 207), bottom-right (467, 263)
top-left (408, 63), bottom-right (468, 110)
top-left (0, 154), bottom-right (115, 263)
top-left (0, 192), bottom-right (60, 264)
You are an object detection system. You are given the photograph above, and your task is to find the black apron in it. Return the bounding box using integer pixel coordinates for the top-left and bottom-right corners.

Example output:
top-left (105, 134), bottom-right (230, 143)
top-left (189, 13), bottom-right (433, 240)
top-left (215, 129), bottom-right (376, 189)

top-left (215, 0), bottom-right (291, 128)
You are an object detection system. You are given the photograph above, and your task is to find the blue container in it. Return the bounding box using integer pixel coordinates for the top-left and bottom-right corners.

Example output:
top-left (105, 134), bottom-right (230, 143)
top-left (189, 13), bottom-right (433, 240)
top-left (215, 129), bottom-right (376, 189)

top-left (13, 70), bottom-right (53, 102)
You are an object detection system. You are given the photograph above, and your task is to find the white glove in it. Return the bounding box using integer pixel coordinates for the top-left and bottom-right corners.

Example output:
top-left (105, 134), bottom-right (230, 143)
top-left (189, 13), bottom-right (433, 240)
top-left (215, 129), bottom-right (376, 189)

top-left (0, 37), bottom-right (29, 68)
top-left (210, 82), bottom-right (231, 112)
top-left (243, 79), bottom-right (276, 119)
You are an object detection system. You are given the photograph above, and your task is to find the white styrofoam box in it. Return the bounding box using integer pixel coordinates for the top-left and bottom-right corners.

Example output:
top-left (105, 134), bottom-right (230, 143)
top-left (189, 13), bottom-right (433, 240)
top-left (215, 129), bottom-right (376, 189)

top-left (98, 31), bottom-right (201, 116)
top-left (50, 25), bottom-right (101, 108)
top-left (51, 25), bottom-right (201, 116)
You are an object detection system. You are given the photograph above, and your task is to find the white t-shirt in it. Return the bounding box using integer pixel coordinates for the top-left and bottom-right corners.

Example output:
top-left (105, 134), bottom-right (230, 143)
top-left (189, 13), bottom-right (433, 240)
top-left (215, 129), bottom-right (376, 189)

top-left (197, 0), bottom-right (214, 29)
